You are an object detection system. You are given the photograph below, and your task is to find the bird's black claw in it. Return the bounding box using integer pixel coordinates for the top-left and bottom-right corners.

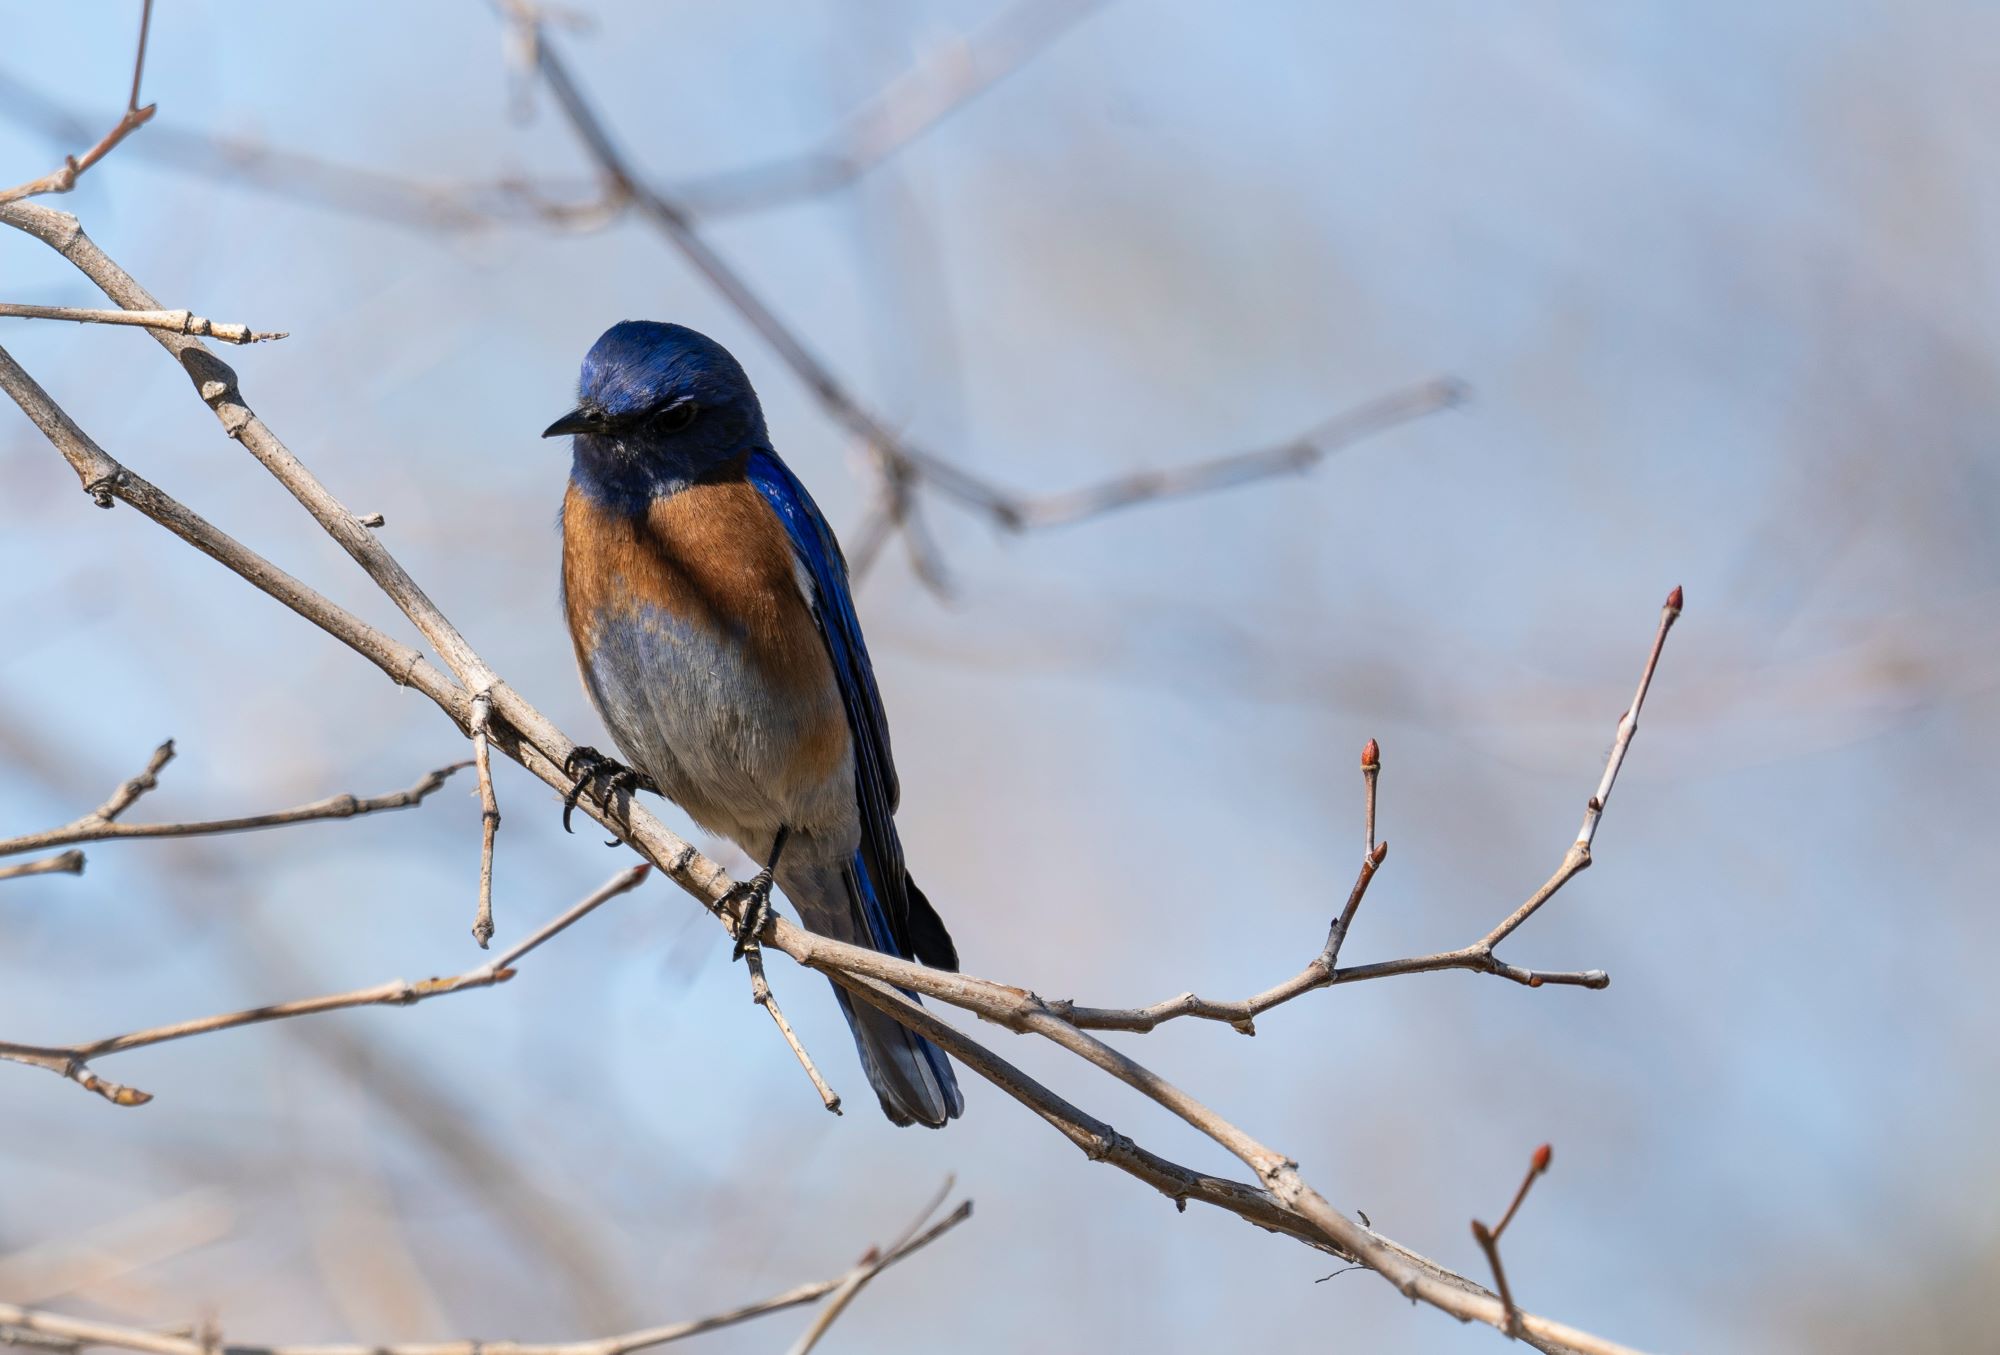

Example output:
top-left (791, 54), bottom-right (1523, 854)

top-left (723, 870), bottom-right (776, 960)
top-left (561, 746), bottom-right (654, 834)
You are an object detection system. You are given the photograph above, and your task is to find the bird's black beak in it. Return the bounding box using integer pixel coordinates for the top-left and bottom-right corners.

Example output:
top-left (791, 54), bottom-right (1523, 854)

top-left (542, 406), bottom-right (603, 439)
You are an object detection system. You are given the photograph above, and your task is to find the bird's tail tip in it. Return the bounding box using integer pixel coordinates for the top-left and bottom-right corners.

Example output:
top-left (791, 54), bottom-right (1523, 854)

top-left (834, 988), bottom-right (963, 1128)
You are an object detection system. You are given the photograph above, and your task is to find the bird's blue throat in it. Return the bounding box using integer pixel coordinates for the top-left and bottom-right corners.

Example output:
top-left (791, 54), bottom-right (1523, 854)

top-left (568, 433), bottom-right (753, 516)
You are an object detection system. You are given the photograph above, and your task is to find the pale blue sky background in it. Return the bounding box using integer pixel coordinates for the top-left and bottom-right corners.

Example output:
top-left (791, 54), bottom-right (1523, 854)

top-left (3, 4), bottom-right (1998, 1352)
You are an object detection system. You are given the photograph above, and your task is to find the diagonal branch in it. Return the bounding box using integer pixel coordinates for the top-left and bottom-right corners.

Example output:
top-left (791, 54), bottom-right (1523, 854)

top-left (671, 0), bottom-right (1107, 217)
top-left (0, 742), bottom-right (470, 860)
top-left (0, 1187), bottom-right (969, 1355)
top-left (0, 864), bottom-right (649, 1107)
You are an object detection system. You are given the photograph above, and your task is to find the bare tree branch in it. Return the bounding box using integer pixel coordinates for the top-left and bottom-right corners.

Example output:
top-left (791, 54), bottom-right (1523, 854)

top-left (0, 1190), bottom-right (971, 1355)
top-left (0, 714), bottom-right (639, 1331)
top-left (0, 740), bottom-right (470, 860)
top-left (0, 302), bottom-right (285, 343)
top-left (0, 0), bottom-right (155, 205)
top-left (0, 864), bottom-right (649, 1107)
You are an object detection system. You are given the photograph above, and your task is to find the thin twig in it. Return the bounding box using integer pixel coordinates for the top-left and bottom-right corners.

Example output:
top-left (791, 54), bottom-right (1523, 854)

top-left (985, 377), bottom-right (1468, 531)
top-left (1470, 1219), bottom-right (1519, 1340)
top-left (744, 946), bottom-right (841, 1115)
top-left (1361, 736), bottom-right (1380, 857)
top-left (0, 743), bottom-right (470, 860)
top-left (1472, 1144), bottom-right (1553, 1339)
top-left (0, 303), bottom-right (284, 343)
top-left (1050, 594), bottom-right (1682, 1033)
top-left (469, 691), bottom-right (500, 947)
top-left (0, 1190), bottom-right (969, 1355)
top-left (1477, 585), bottom-right (1682, 952)
top-left (1492, 1143), bottom-right (1553, 1242)
top-left (0, 864), bottom-right (649, 1107)
top-left (783, 1182), bottom-right (961, 1355)
top-left (0, 850), bottom-right (85, 882)
top-left (0, 0), bottom-right (156, 205)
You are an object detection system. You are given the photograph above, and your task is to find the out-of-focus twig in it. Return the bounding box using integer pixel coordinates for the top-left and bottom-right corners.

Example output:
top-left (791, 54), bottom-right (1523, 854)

top-left (0, 1190), bottom-right (971, 1355)
top-left (782, 1181), bottom-right (961, 1355)
top-left (0, 1190), bottom-right (233, 1313)
top-left (0, 0), bottom-right (1092, 226)
top-left (671, 0), bottom-right (1107, 217)
top-left (0, 864), bottom-right (649, 1107)
top-left (0, 302), bottom-right (284, 343)
top-left (0, 0), bottom-right (155, 205)
top-left (0, 850), bottom-right (84, 882)
top-left (0, 741), bottom-right (469, 860)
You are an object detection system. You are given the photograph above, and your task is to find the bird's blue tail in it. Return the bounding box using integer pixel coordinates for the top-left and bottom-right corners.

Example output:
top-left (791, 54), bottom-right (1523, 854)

top-left (777, 855), bottom-right (962, 1127)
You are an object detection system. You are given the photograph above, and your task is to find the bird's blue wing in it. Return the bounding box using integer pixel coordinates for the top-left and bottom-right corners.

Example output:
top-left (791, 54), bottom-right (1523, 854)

top-left (744, 450), bottom-right (956, 970)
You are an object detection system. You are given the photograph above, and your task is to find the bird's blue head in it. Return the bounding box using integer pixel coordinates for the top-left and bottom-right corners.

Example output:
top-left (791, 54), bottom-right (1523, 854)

top-left (545, 321), bottom-right (769, 508)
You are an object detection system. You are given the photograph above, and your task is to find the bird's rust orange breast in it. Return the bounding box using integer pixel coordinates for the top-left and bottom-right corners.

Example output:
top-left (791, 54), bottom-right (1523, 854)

top-left (561, 468), bottom-right (847, 780)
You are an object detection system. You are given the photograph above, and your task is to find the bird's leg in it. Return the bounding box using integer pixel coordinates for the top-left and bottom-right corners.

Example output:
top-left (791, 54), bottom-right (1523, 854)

top-left (561, 745), bottom-right (657, 834)
top-left (725, 825), bottom-right (790, 961)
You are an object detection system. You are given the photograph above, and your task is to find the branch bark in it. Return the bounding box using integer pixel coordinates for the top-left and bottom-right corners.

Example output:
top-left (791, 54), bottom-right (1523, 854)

top-left (0, 302), bottom-right (284, 343)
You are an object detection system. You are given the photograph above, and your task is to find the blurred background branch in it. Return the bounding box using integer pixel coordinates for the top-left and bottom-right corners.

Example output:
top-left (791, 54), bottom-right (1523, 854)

top-left (0, 1187), bottom-right (972, 1355)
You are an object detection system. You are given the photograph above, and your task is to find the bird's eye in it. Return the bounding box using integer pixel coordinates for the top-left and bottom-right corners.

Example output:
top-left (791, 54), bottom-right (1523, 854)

top-left (655, 401), bottom-right (699, 434)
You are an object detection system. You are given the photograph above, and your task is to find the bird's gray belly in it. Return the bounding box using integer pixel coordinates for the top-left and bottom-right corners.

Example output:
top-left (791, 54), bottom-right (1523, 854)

top-left (578, 603), bottom-right (856, 859)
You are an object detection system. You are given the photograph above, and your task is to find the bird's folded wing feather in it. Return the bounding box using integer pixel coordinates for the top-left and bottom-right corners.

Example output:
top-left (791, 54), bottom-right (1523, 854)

top-left (743, 451), bottom-right (913, 943)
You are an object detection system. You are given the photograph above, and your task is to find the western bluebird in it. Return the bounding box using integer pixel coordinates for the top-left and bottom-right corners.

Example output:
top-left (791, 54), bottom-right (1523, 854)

top-left (544, 320), bottom-right (962, 1127)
